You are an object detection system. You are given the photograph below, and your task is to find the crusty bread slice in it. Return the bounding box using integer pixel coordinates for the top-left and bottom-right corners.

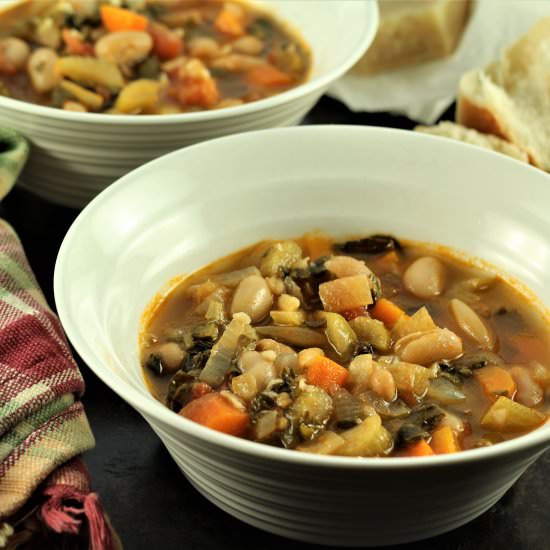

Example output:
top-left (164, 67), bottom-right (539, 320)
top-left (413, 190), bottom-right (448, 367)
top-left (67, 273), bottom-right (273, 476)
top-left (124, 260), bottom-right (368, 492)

top-left (457, 17), bottom-right (550, 170)
top-left (415, 122), bottom-right (529, 162)
top-left (353, 0), bottom-right (471, 75)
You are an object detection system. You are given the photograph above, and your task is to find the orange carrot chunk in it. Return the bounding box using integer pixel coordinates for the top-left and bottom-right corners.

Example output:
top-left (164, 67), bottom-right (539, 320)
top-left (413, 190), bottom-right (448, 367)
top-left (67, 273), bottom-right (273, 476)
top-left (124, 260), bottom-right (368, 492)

top-left (430, 425), bottom-right (460, 454)
top-left (148, 22), bottom-right (183, 60)
top-left (247, 64), bottom-right (292, 87)
top-left (100, 5), bottom-right (148, 32)
top-left (403, 439), bottom-right (435, 457)
top-left (307, 356), bottom-right (349, 393)
top-left (175, 77), bottom-right (220, 108)
top-left (474, 365), bottom-right (517, 402)
top-left (214, 6), bottom-right (245, 36)
top-left (180, 393), bottom-right (249, 437)
top-left (370, 298), bottom-right (407, 328)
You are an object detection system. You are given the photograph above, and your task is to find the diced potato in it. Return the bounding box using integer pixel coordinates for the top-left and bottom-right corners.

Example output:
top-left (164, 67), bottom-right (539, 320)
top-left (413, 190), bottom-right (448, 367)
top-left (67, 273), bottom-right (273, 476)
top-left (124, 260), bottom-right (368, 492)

top-left (392, 306), bottom-right (436, 342)
top-left (349, 316), bottom-right (391, 352)
top-left (480, 396), bottom-right (546, 433)
top-left (323, 312), bottom-right (358, 361)
top-left (319, 275), bottom-right (373, 313)
top-left (336, 414), bottom-right (393, 457)
top-left (386, 361), bottom-right (433, 405)
top-left (297, 431), bottom-right (345, 455)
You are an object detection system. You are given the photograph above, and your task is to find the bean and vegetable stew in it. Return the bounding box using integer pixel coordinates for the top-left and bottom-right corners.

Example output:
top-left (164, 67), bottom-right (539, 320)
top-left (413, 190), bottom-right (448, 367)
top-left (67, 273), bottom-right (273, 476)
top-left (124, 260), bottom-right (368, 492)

top-left (141, 233), bottom-right (550, 457)
top-left (0, 0), bottom-right (310, 114)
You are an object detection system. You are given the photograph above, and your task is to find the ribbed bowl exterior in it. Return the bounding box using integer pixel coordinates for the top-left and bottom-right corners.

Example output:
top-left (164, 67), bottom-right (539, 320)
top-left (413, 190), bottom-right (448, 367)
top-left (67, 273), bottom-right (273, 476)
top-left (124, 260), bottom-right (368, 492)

top-left (148, 414), bottom-right (545, 546)
top-left (0, 92), bottom-right (319, 208)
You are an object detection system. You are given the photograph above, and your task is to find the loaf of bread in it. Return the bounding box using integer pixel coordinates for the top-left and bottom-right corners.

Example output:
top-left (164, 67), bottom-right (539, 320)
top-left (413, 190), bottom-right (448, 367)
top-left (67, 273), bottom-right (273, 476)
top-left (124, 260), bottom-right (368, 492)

top-left (457, 17), bottom-right (550, 170)
top-left (353, 0), bottom-right (471, 75)
top-left (415, 122), bottom-right (529, 162)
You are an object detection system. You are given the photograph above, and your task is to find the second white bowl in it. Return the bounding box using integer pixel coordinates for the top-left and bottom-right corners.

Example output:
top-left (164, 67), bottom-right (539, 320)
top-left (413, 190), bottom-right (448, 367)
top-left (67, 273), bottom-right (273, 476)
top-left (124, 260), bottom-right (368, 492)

top-left (0, 0), bottom-right (377, 208)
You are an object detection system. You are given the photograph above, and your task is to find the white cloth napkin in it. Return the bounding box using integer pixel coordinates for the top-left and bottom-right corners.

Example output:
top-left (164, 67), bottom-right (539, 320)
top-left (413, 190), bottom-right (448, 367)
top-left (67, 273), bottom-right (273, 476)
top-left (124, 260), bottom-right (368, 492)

top-left (329, 0), bottom-right (550, 123)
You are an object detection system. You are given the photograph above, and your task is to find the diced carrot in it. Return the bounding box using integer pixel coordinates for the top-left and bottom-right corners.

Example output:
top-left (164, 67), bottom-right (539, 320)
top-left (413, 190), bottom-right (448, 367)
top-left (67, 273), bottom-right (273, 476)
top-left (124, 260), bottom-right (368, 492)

top-left (247, 64), bottom-right (292, 87)
top-left (100, 5), bottom-right (148, 32)
top-left (62, 28), bottom-right (95, 56)
top-left (403, 439), bottom-right (435, 457)
top-left (370, 298), bottom-right (407, 328)
top-left (214, 6), bottom-right (245, 36)
top-left (180, 392), bottom-right (249, 437)
top-left (304, 232), bottom-right (332, 260)
top-left (175, 76), bottom-right (220, 108)
top-left (307, 356), bottom-right (349, 393)
top-left (148, 22), bottom-right (183, 60)
top-left (474, 365), bottom-right (517, 402)
top-left (430, 425), bottom-right (460, 454)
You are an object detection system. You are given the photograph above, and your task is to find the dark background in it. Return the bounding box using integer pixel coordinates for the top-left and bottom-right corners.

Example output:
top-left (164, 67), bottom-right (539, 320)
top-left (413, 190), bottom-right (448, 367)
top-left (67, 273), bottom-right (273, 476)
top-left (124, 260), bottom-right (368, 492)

top-left (2, 97), bottom-right (548, 549)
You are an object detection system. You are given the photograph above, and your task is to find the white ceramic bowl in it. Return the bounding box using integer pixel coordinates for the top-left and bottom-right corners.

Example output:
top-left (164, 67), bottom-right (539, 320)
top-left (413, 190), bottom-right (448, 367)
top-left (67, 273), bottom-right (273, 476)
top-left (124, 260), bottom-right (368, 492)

top-left (0, 0), bottom-right (377, 209)
top-left (55, 126), bottom-right (550, 547)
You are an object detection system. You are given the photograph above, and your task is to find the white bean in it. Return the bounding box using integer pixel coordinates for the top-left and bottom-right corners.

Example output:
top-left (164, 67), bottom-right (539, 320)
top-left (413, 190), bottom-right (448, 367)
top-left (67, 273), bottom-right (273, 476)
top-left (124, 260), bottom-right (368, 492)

top-left (511, 366), bottom-right (543, 407)
top-left (27, 48), bottom-right (60, 93)
top-left (403, 256), bottom-right (446, 299)
top-left (369, 365), bottom-right (396, 402)
top-left (158, 342), bottom-right (185, 373)
top-left (0, 38), bottom-right (30, 75)
top-left (188, 37), bottom-right (220, 58)
top-left (395, 328), bottom-right (463, 365)
top-left (232, 35), bottom-right (263, 55)
top-left (231, 275), bottom-right (273, 323)
top-left (95, 31), bottom-right (152, 67)
top-left (449, 298), bottom-right (496, 350)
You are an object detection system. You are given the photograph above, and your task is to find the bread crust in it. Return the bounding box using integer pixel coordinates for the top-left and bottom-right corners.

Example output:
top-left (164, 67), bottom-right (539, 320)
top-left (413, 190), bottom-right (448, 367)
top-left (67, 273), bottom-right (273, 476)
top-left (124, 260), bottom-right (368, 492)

top-left (457, 95), bottom-right (541, 168)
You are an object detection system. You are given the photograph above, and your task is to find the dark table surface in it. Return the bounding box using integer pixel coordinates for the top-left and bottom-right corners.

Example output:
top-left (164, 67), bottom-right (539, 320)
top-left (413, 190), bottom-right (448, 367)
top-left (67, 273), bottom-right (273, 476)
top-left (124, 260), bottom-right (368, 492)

top-left (2, 96), bottom-right (549, 550)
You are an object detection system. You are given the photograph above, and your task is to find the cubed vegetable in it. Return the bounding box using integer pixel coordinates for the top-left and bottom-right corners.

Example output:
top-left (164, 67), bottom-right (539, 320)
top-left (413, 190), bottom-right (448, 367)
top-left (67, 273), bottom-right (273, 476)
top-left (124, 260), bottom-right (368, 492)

top-left (480, 396), bottom-right (546, 433)
top-left (474, 366), bottom-right (517, 402)
top-left (319, 275), bottom-right (373, 314)
top-left (307, 356), bottom-right (349, 393)
top-left (370, 298), bottom-right (407, 328)
top-left (180, 393), bottom-right (249, 436)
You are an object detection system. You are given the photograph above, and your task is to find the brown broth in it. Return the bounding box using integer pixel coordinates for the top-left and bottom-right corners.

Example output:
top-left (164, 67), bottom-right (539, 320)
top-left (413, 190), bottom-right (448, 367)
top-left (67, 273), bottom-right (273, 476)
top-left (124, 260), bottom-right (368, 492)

top-left (140, 234), bottom-right (550, 455)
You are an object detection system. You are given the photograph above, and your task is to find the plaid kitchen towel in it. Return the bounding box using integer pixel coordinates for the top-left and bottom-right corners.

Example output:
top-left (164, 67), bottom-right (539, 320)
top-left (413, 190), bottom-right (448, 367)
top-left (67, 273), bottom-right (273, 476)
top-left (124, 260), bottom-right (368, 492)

top-left (0, 219), bottom-right (118, 549)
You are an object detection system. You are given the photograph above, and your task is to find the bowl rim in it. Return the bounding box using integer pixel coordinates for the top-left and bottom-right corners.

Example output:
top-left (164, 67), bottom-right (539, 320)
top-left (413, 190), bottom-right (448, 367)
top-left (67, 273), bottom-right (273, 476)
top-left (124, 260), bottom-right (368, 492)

top-left (0, 1), bottom-right (378, 125)
top-left (55, 124), bottom-right (550, 470)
